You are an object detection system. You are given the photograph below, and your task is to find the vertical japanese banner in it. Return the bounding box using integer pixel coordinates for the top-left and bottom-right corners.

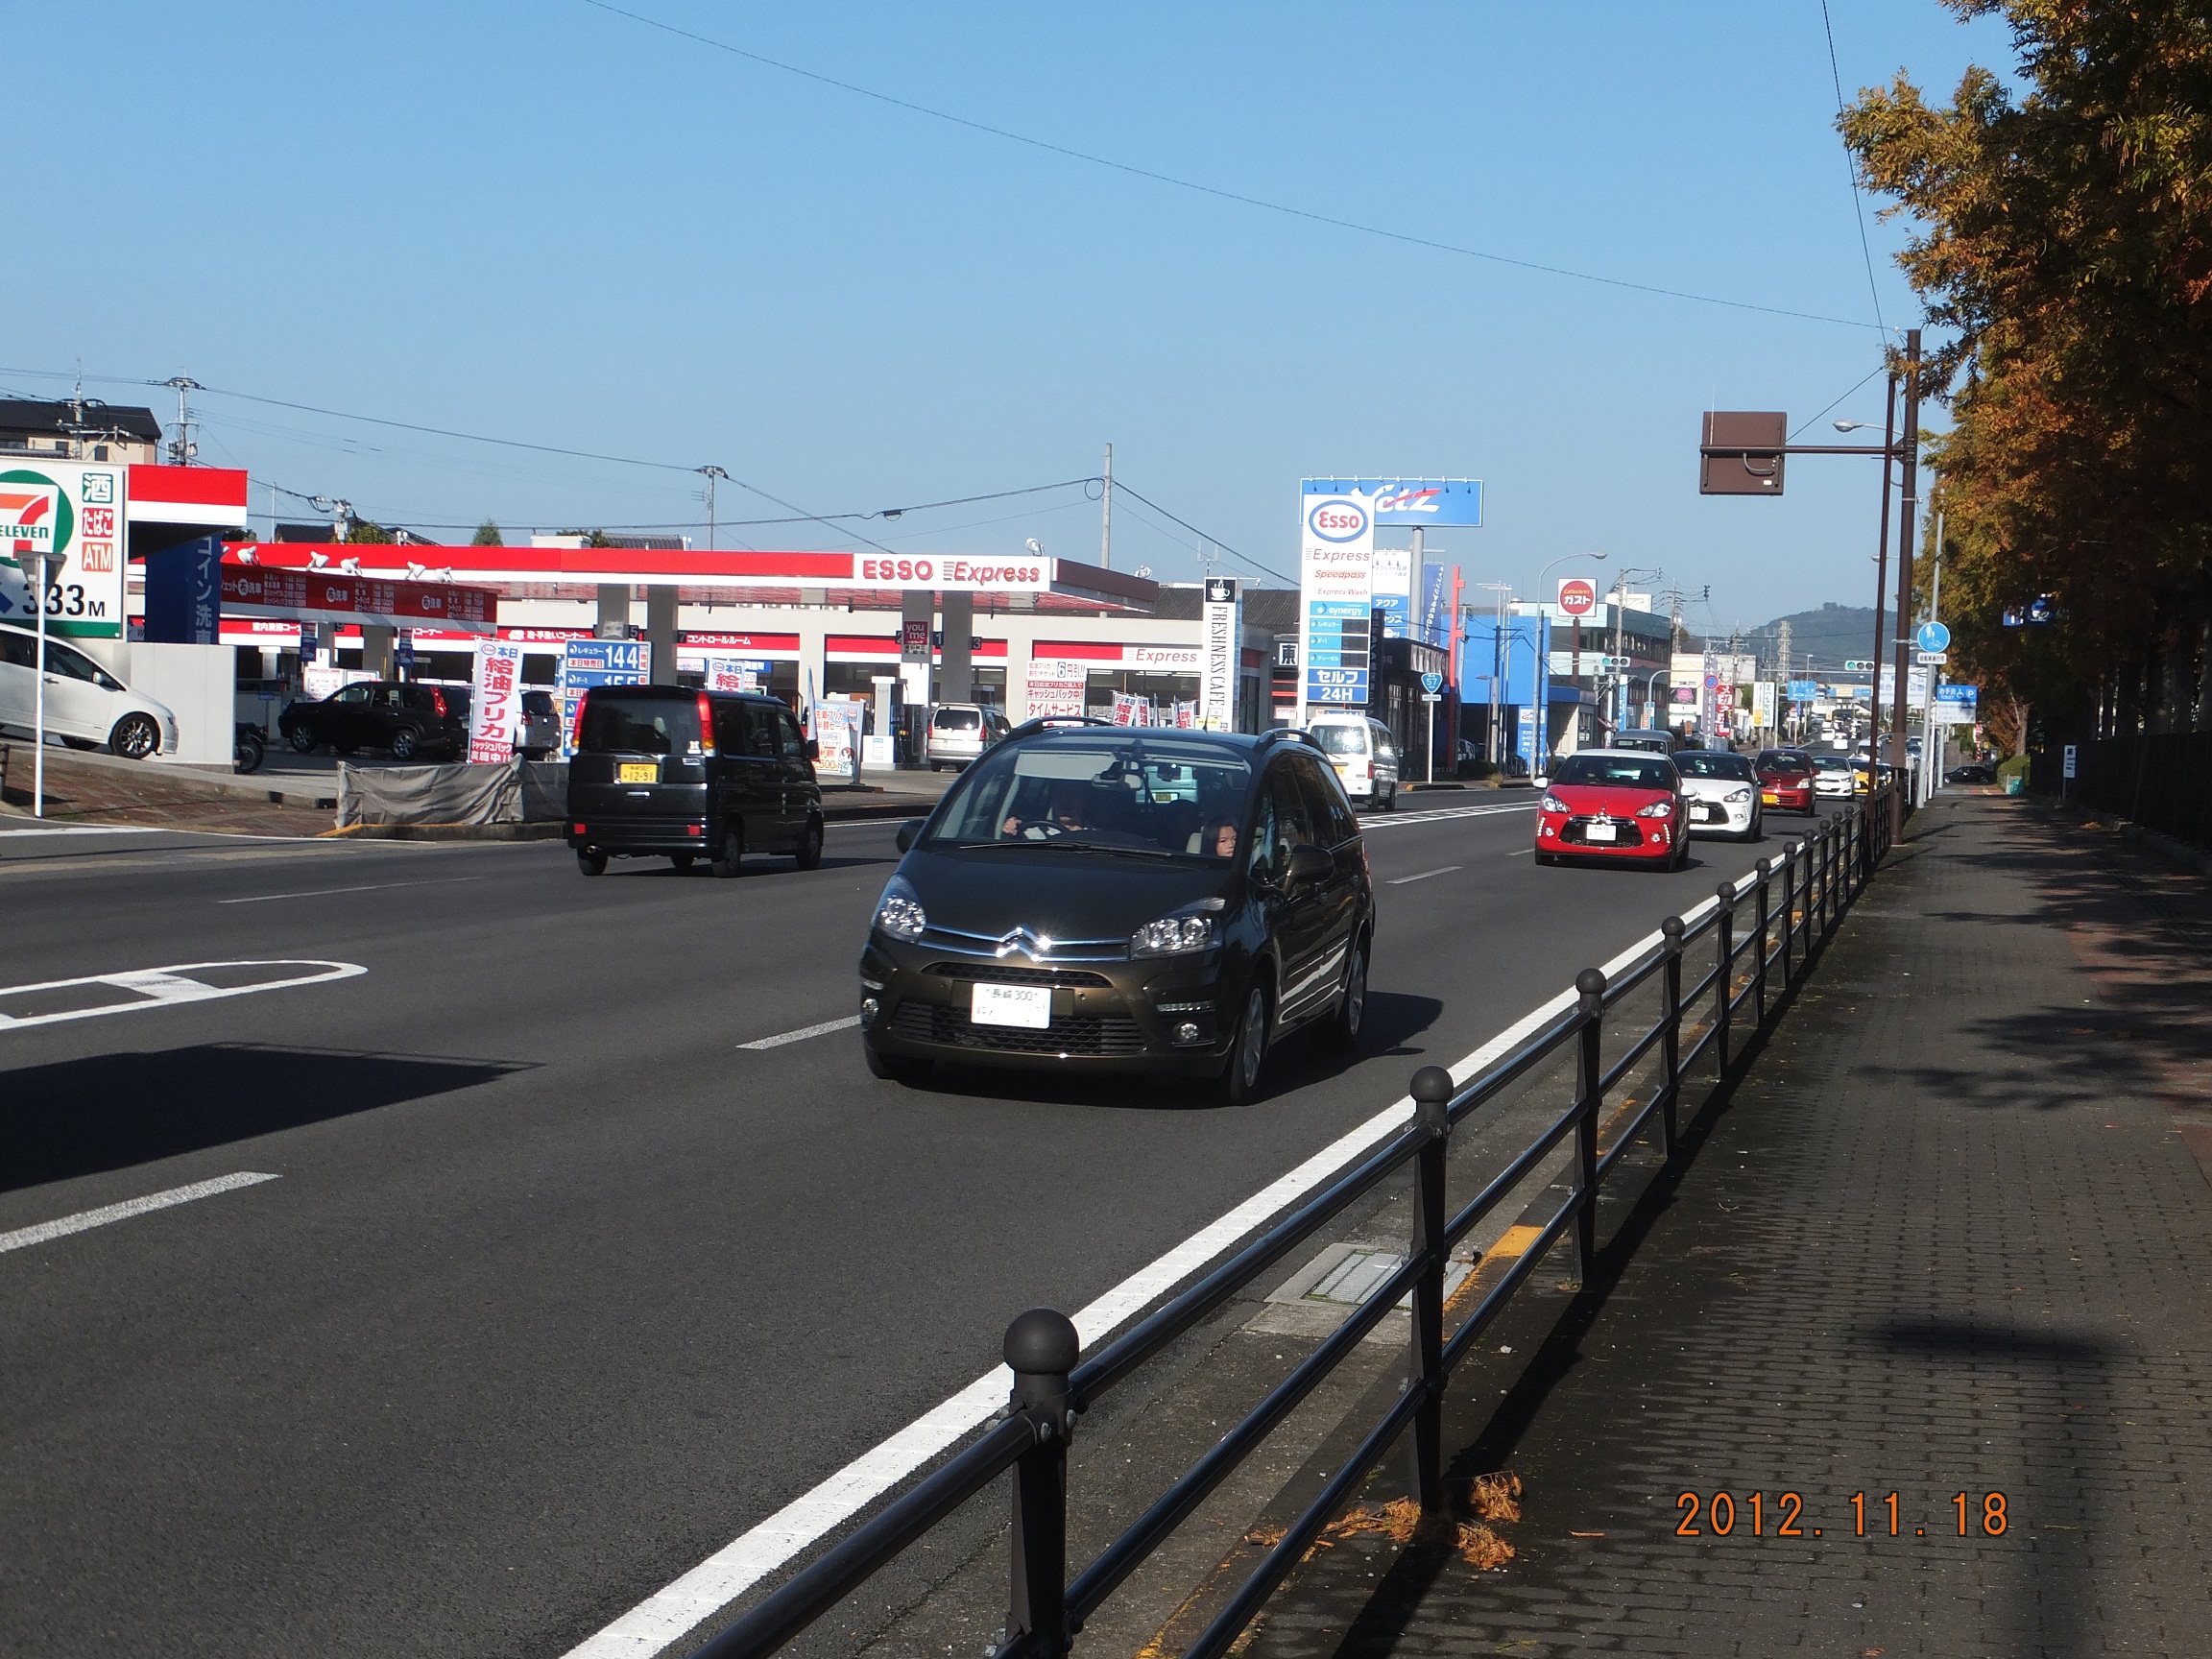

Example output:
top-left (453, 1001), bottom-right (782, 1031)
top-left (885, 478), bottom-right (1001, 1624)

top-left (1296, 487), bottom-right (1374, 726)
top-left (1111, 692), bottom-right (1140, 726)
top-left (469, 639), bottom-right (525, 762)
top-left (1199, 577), bottom-right (1240, 731)
top-left (813, 703), bottom-right (860, 782)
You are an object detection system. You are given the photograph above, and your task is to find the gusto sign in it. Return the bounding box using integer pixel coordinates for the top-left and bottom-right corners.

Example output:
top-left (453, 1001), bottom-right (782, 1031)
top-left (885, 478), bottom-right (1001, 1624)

top-left (1556, 577), bottom-right (1598, 617)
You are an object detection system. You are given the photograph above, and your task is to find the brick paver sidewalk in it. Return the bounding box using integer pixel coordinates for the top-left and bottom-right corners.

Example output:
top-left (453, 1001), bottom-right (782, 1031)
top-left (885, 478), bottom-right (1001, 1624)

top-left (1249, 792), bottom-right (2212, 1657)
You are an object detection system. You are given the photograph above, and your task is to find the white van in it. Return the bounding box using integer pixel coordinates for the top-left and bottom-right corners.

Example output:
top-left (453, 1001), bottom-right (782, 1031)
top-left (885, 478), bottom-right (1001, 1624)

top-left (1307, 713), bottom-right (1400, 811)
top-left (0, 624), bottom-right (178, 758)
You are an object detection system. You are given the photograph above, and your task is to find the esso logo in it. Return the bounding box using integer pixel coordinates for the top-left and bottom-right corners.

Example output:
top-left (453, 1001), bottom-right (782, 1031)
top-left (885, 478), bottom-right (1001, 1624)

top-left (859, 557), bottom-right (937, 585)
top-left (1557, 578), bottom-right (1597, 617)
top-left (1307, 499), bottom-right (1369, 543)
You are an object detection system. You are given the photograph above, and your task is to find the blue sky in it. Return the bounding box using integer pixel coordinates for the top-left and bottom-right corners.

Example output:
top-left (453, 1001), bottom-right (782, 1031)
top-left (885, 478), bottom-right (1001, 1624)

top-left (9, 2), bottom-right (2011, 632)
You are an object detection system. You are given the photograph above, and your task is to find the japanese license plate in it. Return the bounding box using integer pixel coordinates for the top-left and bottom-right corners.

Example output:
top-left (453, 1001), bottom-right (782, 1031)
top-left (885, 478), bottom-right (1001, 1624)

top-left (618, 761), bottom-right (657, 782)
top-left (1584, 821), bottom-right (1618, 843)
top-left (1761, 790), bottom-right (1779, 805)
top-left (972, 983), bottom-right (1051, 1029)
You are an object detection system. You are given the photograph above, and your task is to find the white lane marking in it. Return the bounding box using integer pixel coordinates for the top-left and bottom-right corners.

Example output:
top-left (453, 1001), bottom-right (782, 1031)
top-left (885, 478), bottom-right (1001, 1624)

top-left (0, 960), bottom-right (367, 1031)
top-left (737, 1015), bottom-right (862, 1050)
top-left (562, 902), bottom-right (1713, 1659)
top-left (0, 1171), bottom-right (280, 1256)
top-left (0, 826), bottom-right (163, 839)
top-left (1387, 865), bottom-right (1462, 886)
top-left (216, 876), bottom-right (482, 905)
top-left (1362, 803), bottom-right (1535, 829)
top-left (1508, 847), bottom-right (1534, 856)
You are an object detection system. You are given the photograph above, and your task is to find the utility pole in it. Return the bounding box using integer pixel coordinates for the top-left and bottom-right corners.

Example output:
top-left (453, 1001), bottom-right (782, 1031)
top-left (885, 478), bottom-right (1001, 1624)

top-left (1868, 372), bottom-right (1898, 771)
top-left (1099, 443), bottom-right (1113, 570)
top-left (696, 465), bottom-right (728, 551)
top-left (1887, 329), bottom-right (1922, 842)
top-left (159, 375), bottom-right (203, 466)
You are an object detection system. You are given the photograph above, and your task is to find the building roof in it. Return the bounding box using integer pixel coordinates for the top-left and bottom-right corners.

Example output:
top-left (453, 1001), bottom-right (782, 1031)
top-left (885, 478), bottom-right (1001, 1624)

top-left (0, 398), bottom-right (164, 445)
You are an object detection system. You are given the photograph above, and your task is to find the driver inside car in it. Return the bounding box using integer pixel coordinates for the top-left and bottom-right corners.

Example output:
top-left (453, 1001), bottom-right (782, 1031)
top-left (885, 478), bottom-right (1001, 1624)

top-left (1001, 781), bottom-right (1089, 839)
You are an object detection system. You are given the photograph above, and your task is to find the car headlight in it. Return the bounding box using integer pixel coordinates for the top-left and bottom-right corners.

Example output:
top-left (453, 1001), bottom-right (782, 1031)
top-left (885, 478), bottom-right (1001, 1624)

top-left (1725, 787), bottom-right (1752, 804)
top-left (1131, 913), bottom-right (1215, 957)
top-left (1540, 793), bottom-right (1570, 814)
top-left (873, 874), bottom-right (927, 941)
top-left (1635, 801), bottom-right (1673, 818)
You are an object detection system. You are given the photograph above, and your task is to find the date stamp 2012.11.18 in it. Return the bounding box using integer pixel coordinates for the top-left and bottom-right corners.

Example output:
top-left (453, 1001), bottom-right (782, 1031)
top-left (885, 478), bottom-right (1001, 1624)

top-left (1673, 1490), bottom-right (2011, 1539)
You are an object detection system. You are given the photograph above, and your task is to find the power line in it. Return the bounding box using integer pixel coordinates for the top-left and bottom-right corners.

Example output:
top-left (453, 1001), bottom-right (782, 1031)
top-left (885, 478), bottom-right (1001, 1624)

top-left (1109, 480), bottom-right (1294, 586)
top-left (1820, 0), bottom-right (1890, 336)
top-left (580, 0), bottom-right (1886, 334)
top-left (1788, 361), bottom-right (1887, 441)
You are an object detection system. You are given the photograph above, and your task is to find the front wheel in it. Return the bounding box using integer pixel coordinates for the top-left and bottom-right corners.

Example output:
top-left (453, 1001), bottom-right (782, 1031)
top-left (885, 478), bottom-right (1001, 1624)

top-left (108, 712), bottom-right (159, 759)
top-left (287, 727), bottom-right (319, 754)
top-left (793, 815), bottom-right (824, 870)
top-left (1219, 980), bottom-right (1271, 1105)
top-left (864, 1044), bottom-right (932, 1084)
top-left (234, 733), bottom-right (265, 775)
top-left (577, 849), bottom-right (608, 877)
top-left (1323, 935), bottom-right (1368, 1050)
top-left (389, 726), bottom-right (421, 761)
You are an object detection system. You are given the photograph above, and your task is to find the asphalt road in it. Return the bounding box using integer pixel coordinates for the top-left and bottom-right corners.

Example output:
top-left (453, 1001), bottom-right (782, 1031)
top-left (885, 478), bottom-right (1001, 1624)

top-left (0, 798), bottom-right (1835, 1657)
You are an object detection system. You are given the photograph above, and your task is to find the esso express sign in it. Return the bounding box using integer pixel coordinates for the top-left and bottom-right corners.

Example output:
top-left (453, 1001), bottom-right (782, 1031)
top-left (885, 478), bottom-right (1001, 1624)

top-left (854, 556), bottom-right (1048, 592)
top-left (1307, 499), bottom-right (1370, 542)
top-left (1556, 577), bottom-right (1598, 617)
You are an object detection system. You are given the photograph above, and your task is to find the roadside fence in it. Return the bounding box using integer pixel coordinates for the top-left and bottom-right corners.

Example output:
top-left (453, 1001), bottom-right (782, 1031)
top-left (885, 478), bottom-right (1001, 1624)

top-left (690, 783), bottom-right (1902, 1659)
top-left (2030, 729), bottom-right (2212, 849)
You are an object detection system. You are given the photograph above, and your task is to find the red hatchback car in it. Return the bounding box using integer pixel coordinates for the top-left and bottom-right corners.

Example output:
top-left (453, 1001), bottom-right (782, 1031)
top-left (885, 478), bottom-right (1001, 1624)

top-left (1754, 749), bottom-right (1816, 815)
top-left (1534, 750), bottom-right (1689, 869)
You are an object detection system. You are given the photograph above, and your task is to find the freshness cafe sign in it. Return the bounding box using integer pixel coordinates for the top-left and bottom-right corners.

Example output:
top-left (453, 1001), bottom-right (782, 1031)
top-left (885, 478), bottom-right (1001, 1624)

top-left (0, 462), bottom-right (126, 637)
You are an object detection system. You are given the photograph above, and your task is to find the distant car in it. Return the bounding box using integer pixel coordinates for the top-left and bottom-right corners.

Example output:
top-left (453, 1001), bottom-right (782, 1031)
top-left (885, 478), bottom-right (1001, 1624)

top-left (1945, 760), bottom-right (1998, 785)
top-left (0, 622), bottom-right (177, 759)
top-left (1534, 749), bottom-right (1689, 870)
top-left (566, 685), bottom-right (824, 877)
top-left (1809, 753), bottom-right (1859, 798)
top-left (926, 703), bottom-right (1010, 771)
top-left (280, 680), bottom-right (468, 761)
top-left (1308, 712), bottom-right (1400, 811)
top-left (1672, 749), bottom-right (1764, 841)
top-left (1609, 728), bottom-right (1678, 756)
top-left (517, 689), bottom-right (560, 758)
top-left (1754, 749), bottom-right (1816, 815)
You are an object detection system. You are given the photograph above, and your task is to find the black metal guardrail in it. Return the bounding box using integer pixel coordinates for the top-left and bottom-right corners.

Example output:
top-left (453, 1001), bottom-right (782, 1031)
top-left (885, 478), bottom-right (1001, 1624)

top-left (692, 784), bottom-right (1902, 1659)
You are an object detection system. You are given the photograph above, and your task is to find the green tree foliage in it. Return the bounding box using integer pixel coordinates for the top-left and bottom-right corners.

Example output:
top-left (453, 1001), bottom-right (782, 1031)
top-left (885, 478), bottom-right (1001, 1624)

top-left (344, 518), bottom-right (395, 545)
top-left (471, 518), bottom-right (504, 546)
top-left (1843, 0), bottom-right (2212, 734)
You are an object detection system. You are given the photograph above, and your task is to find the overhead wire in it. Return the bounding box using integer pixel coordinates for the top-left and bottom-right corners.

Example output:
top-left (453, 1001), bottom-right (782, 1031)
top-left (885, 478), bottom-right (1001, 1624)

top-left (579, 0), bottom-right (1887, 334)
top-left (1819, 0), bottom-right (1890, 337)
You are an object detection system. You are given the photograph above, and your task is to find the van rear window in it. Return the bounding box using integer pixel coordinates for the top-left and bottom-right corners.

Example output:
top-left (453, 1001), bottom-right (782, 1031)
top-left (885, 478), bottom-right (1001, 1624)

top-left (934, 708), bottom-right (980, 730)
top-left (579, 697), bottom-right (701, 755)
top-left (1310, 724), bottom-right (1367, 757)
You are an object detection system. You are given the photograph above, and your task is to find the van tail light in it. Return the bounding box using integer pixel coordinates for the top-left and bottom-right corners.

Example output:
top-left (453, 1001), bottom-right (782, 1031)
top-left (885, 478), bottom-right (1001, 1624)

top-left (430, 689), bottom-right (448, 717)
top-left (572, 690), bottom-right (589, 753)
top-left (697, 692), bottom-right (716, 756)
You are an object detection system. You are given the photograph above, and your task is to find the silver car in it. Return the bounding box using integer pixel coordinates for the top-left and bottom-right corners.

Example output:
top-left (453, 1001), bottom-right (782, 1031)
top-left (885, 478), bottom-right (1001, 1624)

top-left (926, 703), bottom-right (1009, 770)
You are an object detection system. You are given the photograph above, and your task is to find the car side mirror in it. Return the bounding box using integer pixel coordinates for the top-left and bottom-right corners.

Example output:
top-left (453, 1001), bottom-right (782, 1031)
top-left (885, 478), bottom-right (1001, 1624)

top-left (804, 738), bottom-right (820, 761)
top-left (895, 818), bottom-right (926, 853)
top-left (1287, 842), bottom-right (1332, 886)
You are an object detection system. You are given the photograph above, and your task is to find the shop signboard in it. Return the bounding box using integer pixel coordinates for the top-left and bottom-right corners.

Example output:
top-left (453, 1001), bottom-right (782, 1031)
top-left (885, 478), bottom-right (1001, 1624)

top-left (702, 655), bottom-right (765, 691)
top-left (1, 460), bottom-right (125, 638)
top-left (1301, 478), bottom-right (1482, 527)
top-left (853, 554), bottom-right (1048, 592)
top-left (813, 701), bottom-right (861, 782)
top-left (1199, 577), bottom-right (1240, 731)
top-left (469, 639), bottom-right (526, 763)
top-left (1296, 486), bottom-right (1375, 719)
top-left (143, 535), bottom-right (223, 645)
top-left (557, 637), bottom-right (652, 757)
top-left (1024, 657), bottom-right (1090, 720)
top-left (1753, 680), bottom-right (1777, 726)
top-left (1371, 544), bottom-right (1413, 638)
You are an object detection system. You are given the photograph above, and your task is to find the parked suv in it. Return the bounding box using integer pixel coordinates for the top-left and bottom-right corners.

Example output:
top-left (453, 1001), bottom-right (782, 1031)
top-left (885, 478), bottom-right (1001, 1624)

top-left (0, 622), bottom-right (177, 759)
top-left (1307, 713), bottom-right (1400, 811)
top-left (926, 703), bottom-right (1010, 770)
top-left (857, 721), bottom-right (1376, 1103)
top-left (280, 680), bottom-right (468, 760)
top-left (565, 685), bottom-right (825, 877)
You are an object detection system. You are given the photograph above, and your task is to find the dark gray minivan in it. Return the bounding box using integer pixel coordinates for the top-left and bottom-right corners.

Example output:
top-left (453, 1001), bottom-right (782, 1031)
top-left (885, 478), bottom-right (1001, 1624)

top-left (565, 685), bottom-right (826, 877)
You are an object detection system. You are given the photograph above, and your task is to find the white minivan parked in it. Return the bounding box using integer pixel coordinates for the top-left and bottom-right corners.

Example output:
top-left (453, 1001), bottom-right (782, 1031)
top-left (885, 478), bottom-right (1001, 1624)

top-left (0, 623), bottom-right (179, 758)
top-left (1308, 713), bottom-right (1400, 811)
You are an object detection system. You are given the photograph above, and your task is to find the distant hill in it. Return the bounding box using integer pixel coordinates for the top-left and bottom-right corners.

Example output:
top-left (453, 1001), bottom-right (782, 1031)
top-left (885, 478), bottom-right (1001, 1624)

top-left (1744, 603), bottom-right (1879, 675)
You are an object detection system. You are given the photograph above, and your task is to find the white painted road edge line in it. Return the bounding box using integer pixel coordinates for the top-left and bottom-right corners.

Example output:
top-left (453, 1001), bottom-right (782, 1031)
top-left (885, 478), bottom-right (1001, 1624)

top-left (0, 961), bottom-right (368, 1032)
top-left (0, 1172), bottom-right (280, 1256)
top-left (562, 896), bottom-right (1720, 1659)
top-left (217, 876), bottom-right (482, 905)
top-left (1387, 865), bottom-right (1462, 886)
top-left (0, 825), bottom-right (164, 838)
top-left (737, 1015), bottom-right (861, 1050)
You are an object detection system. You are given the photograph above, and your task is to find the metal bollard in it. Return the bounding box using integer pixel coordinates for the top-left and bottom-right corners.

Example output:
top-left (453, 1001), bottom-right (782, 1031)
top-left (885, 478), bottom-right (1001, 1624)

top-left (1659, 916), bottom-right (1685, 1154)
top-left (1779, 842), bottom-right (1796, 986)
top-left (1573, 968), bottom-right (1605, 1276)
top-left (1004, 1309), bottom-right (1079, 1657)
top-left (1407, 1065), bottom-right (1453, 1511)
top-left (1752, 857), bottom-right (1771, 1023)
top-left (1713, 886), bottom-right (1734, 1074)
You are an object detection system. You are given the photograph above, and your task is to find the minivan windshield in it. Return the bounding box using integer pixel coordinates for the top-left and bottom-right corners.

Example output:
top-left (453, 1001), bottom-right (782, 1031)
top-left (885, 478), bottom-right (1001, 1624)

top-left (578, 695), bottom-right (701, 756)
top-left (1674, 752), bottom-right (1756, 781)
top-left (1551, 754), bottom-right (1677, 790)
top-left (927, 735), bottom-right (1253, 857)
top-left (1310, 723), bottom-right (1367, 757)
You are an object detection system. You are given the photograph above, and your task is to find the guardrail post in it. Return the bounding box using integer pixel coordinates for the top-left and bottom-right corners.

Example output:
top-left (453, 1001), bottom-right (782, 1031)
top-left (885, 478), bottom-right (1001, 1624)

top-left (1779, 842), bottom-right (1796, 986)
top-left (1004, 1310), bottom-right (1079, 1657)
top-left (1573, 969), bottom-right (1605, 1277)
top-left (1752, 857), bottom-right (1771, 1024)
top-left (1713, 887), bottom-right (1734, 1075)
top-left (1659, 916), bottom-right (1684, 1154)
top-left (1407, 1066), bottom-right (1452, 1512)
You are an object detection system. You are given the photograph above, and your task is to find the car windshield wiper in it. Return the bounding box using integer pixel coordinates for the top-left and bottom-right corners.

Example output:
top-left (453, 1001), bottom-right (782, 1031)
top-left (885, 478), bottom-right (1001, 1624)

top-left (954, 837), bottom-right (1176, 858)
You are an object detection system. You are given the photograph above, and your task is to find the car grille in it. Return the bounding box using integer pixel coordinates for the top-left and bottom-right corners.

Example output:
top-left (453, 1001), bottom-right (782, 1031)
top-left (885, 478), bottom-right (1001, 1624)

top-left (1560, 817), bottom-right (1648, 848)
top-left (924, 963), bottom-right (1115, 989)
top-left (886, 1002), bottom-right (1149, 1057)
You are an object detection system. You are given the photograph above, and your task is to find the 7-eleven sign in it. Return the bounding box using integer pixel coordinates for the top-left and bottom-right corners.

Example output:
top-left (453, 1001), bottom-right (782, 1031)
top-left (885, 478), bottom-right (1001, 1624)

top-left (1, 481), bottom-right (61, 564)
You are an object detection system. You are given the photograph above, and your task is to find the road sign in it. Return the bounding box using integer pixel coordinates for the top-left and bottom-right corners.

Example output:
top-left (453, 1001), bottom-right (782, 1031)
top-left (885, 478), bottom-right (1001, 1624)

top-left (2062, 744), bottom-right (2078, 780)
top-left (1698, 411), bottom-right (1786, 495)
top-left (1787, 679), bottom-right (1816, 702)
top-left (1420, 692), bottom-right (1442, 704)
top-left (1916, 650), bottom-right (1948, 665)
top-left (1556, 577), bottom-right (1597, 617)
top-left (1420, 670), bottom-right (1443, 694)
top-left (1915, 620), bottom-right (1952, 654)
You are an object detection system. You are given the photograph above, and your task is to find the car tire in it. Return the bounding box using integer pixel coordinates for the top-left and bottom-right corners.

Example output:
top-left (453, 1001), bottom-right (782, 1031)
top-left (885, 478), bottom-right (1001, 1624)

top-left (287, 727), bottom-right (318, 754)
top-left (389, 726), bottom-right (421, 762)
top-left (577, 849), bottom-right (608, 877)
top-left (864, 1043), bottom-right (932, 1084)
top-left (794, 815), bottom-right (825, 871)
top-left (670, 854), bottom-right (694, 872)
top-left (108, 712), bottom-right (159, 759)
top-left (709, 822), bottom-right (744, 878)
top-left (60, 735), bottom-right (99, 752)
top-left (930, 761), bottom-right (943, 773)
top-left (1219, 978), bottom-right (1271, 1106)
top-left (234, 732), bottom-right (265, 775)
top-left (1323, 934), bottom-right (1368, 1050)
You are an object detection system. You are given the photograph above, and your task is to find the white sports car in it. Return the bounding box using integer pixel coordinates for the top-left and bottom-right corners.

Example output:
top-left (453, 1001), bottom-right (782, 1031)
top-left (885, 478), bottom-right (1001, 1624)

top-left (1672, 749), bottom-right (1764, 840)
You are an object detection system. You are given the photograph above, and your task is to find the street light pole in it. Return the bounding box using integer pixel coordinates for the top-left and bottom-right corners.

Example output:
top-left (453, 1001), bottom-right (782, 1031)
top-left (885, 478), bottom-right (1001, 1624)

top-left (31, 549), bottom-right (62, 818)
top-left (1888, 329), bottom-right (1923, 842)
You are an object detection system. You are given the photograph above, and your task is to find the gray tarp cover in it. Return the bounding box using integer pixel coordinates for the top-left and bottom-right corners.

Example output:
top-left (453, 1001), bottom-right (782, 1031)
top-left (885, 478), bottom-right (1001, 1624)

top-left (337, 758), bottom-right (568, 828)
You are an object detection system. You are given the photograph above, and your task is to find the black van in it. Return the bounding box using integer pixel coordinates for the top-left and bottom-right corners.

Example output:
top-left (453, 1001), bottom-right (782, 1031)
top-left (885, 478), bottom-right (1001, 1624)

top-left (565, 685), bottom-right (826, 877)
